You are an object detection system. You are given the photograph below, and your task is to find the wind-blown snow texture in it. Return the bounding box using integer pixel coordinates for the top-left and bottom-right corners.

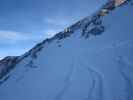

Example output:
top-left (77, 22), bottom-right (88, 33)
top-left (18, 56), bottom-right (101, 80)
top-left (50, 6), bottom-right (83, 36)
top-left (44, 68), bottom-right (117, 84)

top-left (0, 1), bottom-right (133, 100)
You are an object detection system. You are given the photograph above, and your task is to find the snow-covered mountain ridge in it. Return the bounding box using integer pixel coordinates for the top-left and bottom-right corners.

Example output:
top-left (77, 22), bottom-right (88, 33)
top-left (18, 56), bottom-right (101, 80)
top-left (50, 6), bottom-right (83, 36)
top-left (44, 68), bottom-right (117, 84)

top-left (0, 0), bottom-right (133, 100)
top-left (0, 0), bottom-right (129, 79)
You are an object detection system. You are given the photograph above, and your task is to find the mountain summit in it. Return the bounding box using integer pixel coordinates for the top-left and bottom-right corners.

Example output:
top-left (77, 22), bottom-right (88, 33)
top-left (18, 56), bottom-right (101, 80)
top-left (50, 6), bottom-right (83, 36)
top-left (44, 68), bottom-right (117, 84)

top-left (0, 0), bottom-right (133, 100)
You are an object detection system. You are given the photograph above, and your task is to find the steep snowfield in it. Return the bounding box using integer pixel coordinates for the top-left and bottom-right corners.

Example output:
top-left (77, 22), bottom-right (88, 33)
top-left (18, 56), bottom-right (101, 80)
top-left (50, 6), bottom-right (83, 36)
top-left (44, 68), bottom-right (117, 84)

top-left (0, 1), bottom-right (133, 100)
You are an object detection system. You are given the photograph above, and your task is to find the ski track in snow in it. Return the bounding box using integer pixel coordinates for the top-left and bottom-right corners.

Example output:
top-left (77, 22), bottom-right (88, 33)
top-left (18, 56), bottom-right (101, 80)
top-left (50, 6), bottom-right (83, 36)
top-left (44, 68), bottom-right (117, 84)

top-left (55, 55), bottom-right (104, 100)
top-left (81, 39), bottom-right (133, 100)
top-left (12, 39), bottom-right (133, 100)
top-left (55, 61), bottom-right (75, 100)
top-left (78, 56), bottom-right (104, 100)
top-left (117, 56), bottom-right (133, 100)
top-left (85, 67), bottom-right (104, 100)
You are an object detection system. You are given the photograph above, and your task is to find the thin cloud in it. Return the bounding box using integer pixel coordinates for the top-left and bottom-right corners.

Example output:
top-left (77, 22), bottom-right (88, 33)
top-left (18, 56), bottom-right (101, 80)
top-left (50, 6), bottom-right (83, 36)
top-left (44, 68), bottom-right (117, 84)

top-left (0, 30), bottom-right (43, 43)
top-left (0, 31), bottom-right (30, 40)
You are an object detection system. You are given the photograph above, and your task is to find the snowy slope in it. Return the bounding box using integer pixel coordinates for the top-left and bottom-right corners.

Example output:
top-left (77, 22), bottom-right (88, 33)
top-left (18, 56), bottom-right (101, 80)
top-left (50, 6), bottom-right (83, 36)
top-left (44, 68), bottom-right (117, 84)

top-left (0, 1), bottom-right (133, 100)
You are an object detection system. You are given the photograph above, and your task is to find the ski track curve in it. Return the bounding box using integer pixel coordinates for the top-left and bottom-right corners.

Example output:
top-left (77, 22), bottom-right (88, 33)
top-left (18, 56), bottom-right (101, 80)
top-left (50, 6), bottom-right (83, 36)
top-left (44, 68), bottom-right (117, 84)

top-left (117, 56), bottom-right (133, 100)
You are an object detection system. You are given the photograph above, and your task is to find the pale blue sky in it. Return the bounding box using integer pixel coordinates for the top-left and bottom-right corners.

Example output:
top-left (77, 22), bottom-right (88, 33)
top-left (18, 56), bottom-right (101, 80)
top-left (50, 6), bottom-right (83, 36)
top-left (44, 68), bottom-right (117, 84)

top-left (0, 0), bottom-right (106, 59)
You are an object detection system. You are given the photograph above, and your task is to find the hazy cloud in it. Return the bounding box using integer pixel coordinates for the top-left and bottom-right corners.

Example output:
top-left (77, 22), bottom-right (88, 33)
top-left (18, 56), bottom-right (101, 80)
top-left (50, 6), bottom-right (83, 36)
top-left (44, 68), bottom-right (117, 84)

top-left (0, 30), bottom-right (44, 43)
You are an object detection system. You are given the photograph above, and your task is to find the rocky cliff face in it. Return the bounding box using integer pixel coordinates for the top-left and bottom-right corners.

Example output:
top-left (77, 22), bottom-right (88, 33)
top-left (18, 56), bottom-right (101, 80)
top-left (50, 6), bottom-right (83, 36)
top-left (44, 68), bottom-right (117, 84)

top-left (0, 0), bottom-right (133, 100)
top-left (0, 56), bottom-right (19, 79)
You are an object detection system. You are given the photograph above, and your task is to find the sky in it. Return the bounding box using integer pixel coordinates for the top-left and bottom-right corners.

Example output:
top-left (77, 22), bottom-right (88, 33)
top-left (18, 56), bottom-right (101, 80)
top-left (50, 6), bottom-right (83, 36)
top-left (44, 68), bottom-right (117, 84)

top-left (0, 0), bottom-right (106, 59)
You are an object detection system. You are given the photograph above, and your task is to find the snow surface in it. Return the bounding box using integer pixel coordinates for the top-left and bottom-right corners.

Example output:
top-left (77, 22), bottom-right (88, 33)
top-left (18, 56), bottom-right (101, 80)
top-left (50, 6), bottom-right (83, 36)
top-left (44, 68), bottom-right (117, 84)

top-left (0, 1), bottom-right (133, 100)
